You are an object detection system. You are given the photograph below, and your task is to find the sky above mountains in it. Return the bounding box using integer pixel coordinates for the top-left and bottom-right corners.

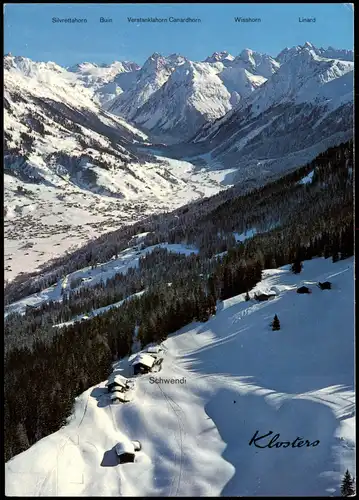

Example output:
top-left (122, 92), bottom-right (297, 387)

top-left (4, 3), bottom-right (354, 67)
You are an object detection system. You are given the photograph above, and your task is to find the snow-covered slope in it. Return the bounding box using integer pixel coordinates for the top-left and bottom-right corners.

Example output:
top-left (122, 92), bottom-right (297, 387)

top-left (5, 256), bottom-right (354, 496)
top-left (218, 66), bottom-right (266, 105)
top-left (4, 156), bottom-right (227, 283)
top-left (4, 54), bottom-right (148, 162)
top-left (4, 54), bottom-right (149, 230)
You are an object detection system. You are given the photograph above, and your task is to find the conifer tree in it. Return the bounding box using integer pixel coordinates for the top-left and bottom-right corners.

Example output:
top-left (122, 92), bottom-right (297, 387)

top-left (272, 314), bottom-right (280, 331)
top-left (332, 251), bottom-right (340, 263)
top-left (207, 294), bottom-right (217, 316)
top-left (245, 290), bottom-right (250, 301)
top-left (341, 469), bottom-right (355, 497)
top-left (291, 259), bottom-right (303, 274)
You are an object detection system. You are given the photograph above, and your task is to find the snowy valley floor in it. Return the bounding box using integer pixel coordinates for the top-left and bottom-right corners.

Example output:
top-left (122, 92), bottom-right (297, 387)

top-left (5, 257), bottom-right (355, 496)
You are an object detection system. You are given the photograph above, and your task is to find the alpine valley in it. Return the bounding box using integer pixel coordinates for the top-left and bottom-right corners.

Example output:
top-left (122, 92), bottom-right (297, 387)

top-left (4, 40), bottom-right (355, 497)
top-left (4, 41), bottom-right (353, 282)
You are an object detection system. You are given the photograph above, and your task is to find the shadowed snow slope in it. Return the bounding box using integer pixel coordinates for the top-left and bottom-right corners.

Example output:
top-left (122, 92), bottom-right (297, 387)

top-left (5, 256), bottom-right (354, 496)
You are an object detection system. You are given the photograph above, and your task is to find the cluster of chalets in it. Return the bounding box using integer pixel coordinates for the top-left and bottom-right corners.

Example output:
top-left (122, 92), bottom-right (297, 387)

top-left (106, 345), bottom-right (164, 405)
top-left (106, 345), bottom-right (164, 463)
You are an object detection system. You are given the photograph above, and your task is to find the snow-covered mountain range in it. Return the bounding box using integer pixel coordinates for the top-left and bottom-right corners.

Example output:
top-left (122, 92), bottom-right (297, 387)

top-left (4, 53), bottom-right (163, 205)
top-left (189, 44), bottom-right (353, 181)
top-left (106, 49), bottom-right (279, 142)
top-left (103, 42), bottom-right (353, 148)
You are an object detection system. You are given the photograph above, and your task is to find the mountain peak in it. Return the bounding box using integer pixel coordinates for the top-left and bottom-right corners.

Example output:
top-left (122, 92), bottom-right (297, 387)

top-left (205, 51), bottom-right (234, 63)
top-left (239, 48), bottom-right (254, 60)
top-left (232, 49), bottom-right (279, 79)
top-left (276, 42), bottom-right (354, 64)
top-left (68, 62), bottom-right (97, 71)
top-left (166, 53), bottom-right (187, 66)
top-left (142, 52), bottom-right (167, 69)
top-left (149, 52), bottom-right (162, 60)
top-left (276, 43), bottom-right (314, 64)
top-left (168, 52), bottom-right (183, 59)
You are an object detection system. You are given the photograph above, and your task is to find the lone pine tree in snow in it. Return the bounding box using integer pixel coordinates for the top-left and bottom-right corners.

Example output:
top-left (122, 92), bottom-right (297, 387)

top-left (291, 259), bottom-right (303, 274)
top-left (272, 314), bottom-right (280, 331)
top-left (341, 469), bottom-right (355, 497)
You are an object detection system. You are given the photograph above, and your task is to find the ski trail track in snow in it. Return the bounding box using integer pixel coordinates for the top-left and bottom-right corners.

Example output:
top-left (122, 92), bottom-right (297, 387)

top-left (35, 383), bottom-right (99, 496)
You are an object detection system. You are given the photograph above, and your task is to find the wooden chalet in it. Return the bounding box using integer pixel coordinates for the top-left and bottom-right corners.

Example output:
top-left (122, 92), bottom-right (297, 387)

top-left (106, 374), bottom-right (129, 393)
top-left (115, 441), bottom-right (135, 463)
top-left (318, 281), bottom-right (332, 290)
top-left (254, 292), bottom-right (276, 301)
top-left (132, 353), bottom-right (155, 376)
top-left (146, 345), bottom-right (163, 358)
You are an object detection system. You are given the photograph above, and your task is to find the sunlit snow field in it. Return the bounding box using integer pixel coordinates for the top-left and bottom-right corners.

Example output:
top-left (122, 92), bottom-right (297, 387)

top-left (5, 257), bottom-right (354, 496)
